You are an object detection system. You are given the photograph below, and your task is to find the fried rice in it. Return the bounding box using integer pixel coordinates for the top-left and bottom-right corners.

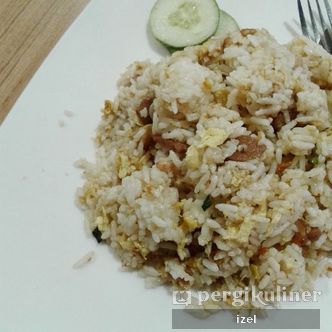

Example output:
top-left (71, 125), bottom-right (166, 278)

top-left (76, 29), bottom-right (332, 304)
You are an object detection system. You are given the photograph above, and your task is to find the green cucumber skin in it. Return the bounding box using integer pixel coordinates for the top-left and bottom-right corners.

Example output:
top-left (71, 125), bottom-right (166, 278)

top-left (162, 9), bottom-right (239, 54)
top-left (149, 0), bottom-right (220, 49)
top-left (149, 0), bottom-right (240, 54)
top-left (165, 45), bottom-right (181, 54)
top-left (214, 10), bottom-right (240, 38)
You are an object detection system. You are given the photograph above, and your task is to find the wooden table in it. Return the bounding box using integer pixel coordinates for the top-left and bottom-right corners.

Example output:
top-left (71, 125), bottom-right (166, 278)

top-left (0, 0), bottom-right (90, 124)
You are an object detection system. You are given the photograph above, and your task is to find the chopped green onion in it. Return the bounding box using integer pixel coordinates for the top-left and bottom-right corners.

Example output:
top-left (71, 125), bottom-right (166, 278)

top-left (309, 155), bottom-right (319, 165)
top-left (92, 227), bottom-right (102, 243)
top-left (202, 195), bottom-right (212, 211)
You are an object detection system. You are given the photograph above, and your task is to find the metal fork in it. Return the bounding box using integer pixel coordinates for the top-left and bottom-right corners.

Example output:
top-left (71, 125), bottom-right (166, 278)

top-left (298, 0), bottom-right (332, 53)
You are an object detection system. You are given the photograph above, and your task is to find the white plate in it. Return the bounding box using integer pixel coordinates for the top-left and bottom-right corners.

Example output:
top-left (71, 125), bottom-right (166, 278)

top-left (0, 0), bottom-right (331, 331)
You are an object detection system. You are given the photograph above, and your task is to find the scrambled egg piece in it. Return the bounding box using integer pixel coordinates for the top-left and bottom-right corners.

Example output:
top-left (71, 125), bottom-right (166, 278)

top-left (119, 236), bottom-right (149, 258)
top-left (117, 152), bottom-right (148, 179)
top-left (280, 260), bottom-right (293, 273)
top-left (230, 169), bottom-right (250, 188)
top-left (118, 153), bottom-right (131, 178)
top-left (103, 100), bottom-right (113, 116)
top-left (182, 216), bottom-right (199, 232)
top-left (223, 217), bottom-right (253, 243)
top-left (185, 129), bottom-right (229, 169)
top-left (95, 216), bottom-right (108, 232)
top-left (185, 145), bottom-right (200, 169)
top-left (79, 183), bottom-right (99, 205)
top-left (198, 128), bottom-right (229, 148)
top-left (174, 200), bottom-right (185, 211)
top-left (214, 89), bottom-right (229, 105)
top-left (202, 78), bottom-right (213, 92)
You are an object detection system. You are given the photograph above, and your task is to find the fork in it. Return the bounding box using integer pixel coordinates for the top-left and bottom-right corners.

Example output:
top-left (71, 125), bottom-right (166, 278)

top-left (297, 0), bottom-right (332, 53)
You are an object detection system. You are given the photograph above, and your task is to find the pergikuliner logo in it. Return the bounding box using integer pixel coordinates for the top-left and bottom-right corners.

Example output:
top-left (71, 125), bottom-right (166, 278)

top-left (173, 290), bottom-right (192, 305)
top-left (172, 286), bottom-right (322, 307)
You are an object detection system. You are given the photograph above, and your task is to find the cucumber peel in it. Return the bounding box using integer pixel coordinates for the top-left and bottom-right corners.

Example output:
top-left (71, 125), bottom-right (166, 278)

top-left (148, 0), bottom-right (240, 54)
top-left (149, 0), bottom-right (220, 48)
top-left (214, 10), bottom-right (240, 39)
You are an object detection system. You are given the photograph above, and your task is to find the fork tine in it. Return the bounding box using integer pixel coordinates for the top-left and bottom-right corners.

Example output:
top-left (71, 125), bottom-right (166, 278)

top-left (308, 0), bottom-right (320, 42)
top-left (316, 0), bottom-right (332, 52)
top-left (323, 0), bottom-right (332, 28)
top-left (298, 0), bottom-right (310, 37)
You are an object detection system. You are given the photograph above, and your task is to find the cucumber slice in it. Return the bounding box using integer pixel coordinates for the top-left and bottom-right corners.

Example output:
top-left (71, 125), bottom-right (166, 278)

top-left (149, 0), bottom-right (220, 48)
top-left (164, 45), bottom-right (181, 54)
top-left (214, 10), bottom-right (239, 39)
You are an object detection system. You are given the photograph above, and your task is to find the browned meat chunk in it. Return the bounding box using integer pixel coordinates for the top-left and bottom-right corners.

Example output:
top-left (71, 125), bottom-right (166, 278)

top-left (291, 219), bottom-right (307, 247)
top-left (250, 246), bottom-right (268, 263)
top-left (271, 112), bottom-right (285, 132)
top-left (152, 134), bottom-right (188, 155)
top-left (223, 37), bottom-right (233, 48)
top-left (307, 228), bottom-right (322, 242)
top-left (240, 29), bottom-right (257, 36)
top-left (136, 97), bottom-right (153, 124)
top-left (272, 109), bottom-right (297, 132)
top-left (156, 161), bottom-right (179, 175)
top-left (291, 219), bottom-right (322, 247)
top-left (276, 154), bottom-right (294, 176)
top-left (228, 136), bottom-right (266, 161)
top-left (140, 125), bottom-right (153, 151)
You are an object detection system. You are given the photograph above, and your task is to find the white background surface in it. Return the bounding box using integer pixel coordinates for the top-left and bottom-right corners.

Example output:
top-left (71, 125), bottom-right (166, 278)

top-left (0, 0), bottom-right (331, 331)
